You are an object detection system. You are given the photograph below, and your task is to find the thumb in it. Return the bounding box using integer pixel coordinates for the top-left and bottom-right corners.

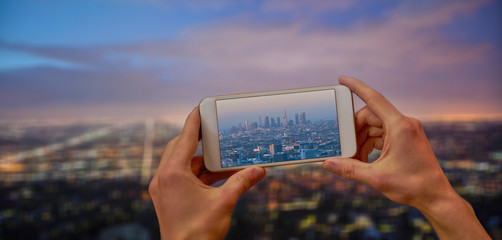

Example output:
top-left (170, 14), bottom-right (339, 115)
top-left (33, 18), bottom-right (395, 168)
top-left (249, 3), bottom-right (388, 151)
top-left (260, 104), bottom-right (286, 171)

top-left (222, 167), bottom-right (266, 196)
top-left (323, 158), bottom-right (373, 184)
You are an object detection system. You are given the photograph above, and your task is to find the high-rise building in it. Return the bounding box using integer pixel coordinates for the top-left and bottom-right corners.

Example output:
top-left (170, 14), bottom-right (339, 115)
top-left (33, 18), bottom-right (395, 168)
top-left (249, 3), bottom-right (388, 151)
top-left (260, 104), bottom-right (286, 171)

top-left (269, 144), bottom-right (283, 155)
top-left (282, 111), bottom-right (288, 128)
top-left (259, 115), bottom-right (262, 127)
top-left (299, 141), bottom-right (315, 159)
top-left (271, 118), bottom-right (276, 128)
top-left (277, 117), bottom-right (281, 127)
top-left (264, 116), bottom-right (270, 128)
top-left (245, 120), bottom-right (249, 130)
top-left (250, 122), bottom-right (258, 130)
top-left (295, 113), bottom-right (299, 125)
top-left (300, 112), bottom-right (306, 124)
top-left (300, 149), bottom-right (316, 159)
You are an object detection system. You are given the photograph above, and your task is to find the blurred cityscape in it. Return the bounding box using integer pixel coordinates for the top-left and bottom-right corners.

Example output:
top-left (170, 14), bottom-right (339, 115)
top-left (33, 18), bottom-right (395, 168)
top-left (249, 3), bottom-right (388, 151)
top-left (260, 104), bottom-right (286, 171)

top-left (0, 119), bottom-right (501, 240)
top-left (219, 111), bottom-right (340, 168)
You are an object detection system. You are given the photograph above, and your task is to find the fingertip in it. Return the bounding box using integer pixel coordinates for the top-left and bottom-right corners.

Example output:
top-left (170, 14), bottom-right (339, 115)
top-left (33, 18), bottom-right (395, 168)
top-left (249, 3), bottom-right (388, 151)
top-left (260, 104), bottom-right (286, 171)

top-left (338, 75), bottom-right (357, 83)
top-left (322, 158), bottom-right (341, 172)
top-left (223, 167), bottom-right (265, 196)
top-left (190, 106), bottom-right (200, 117)
top-left (171, 107), bottom-right (202, 167)
top-left (338, 75), bottom-right (349, 80)
top-left (244, 167), bottom-right (266, 186)
top-left (338, 76), bottom-right (362, 93)
top-left (338, 75), bottom-right (349, 84)
top-left (252, 167), bottom-right (266, 180)
top-left (183, 107), bottom-right (200, 126)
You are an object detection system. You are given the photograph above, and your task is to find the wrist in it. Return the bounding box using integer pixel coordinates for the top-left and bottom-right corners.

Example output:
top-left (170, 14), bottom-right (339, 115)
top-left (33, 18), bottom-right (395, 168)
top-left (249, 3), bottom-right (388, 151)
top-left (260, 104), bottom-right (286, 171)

top-left (414, 190), bottom-right (490, 239)
top-left (161, 222), bottom-right (225, 240)
top-left (413, 188), bottom-right (463, 216)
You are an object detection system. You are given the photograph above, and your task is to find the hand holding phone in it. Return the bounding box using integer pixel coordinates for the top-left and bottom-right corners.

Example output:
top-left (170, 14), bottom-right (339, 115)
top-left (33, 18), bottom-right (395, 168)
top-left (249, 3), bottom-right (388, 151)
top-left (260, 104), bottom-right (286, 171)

top-left (200, 85), bottom-right (357, 172)
top-left (323, 76), bottom-right (490, 240)
top-left (149, 108), bottom-right (266, 239)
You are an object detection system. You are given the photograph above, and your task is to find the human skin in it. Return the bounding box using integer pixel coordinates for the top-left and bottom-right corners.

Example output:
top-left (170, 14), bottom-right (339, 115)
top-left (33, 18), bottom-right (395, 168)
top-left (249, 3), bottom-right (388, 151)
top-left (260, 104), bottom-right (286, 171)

top-left (322, 75), bottom-right (491, 239)
top-left (148, 108), bottom-right (266, 240)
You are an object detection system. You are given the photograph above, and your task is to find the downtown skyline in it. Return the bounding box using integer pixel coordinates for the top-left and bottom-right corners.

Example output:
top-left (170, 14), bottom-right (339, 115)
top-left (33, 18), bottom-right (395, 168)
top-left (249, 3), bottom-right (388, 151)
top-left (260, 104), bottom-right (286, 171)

top-left (216, 89), bottom-right (338, 131)
top-left (219, 110), bottom-right (315, 132)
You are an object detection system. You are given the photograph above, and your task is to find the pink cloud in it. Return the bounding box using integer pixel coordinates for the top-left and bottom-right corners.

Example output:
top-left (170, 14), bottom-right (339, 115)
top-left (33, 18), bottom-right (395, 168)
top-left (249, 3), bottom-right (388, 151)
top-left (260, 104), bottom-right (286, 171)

top-left (1, 0), bottom-right (500, 122)
top-left (162, 0), bottom-right (490, 72)
top-left (155, 0), bottom-right (500, 118)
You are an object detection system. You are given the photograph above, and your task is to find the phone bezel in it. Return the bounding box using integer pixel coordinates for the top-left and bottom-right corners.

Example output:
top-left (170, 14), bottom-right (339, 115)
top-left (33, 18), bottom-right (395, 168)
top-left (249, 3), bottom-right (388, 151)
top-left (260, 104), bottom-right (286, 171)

top-left (199, 85), bottom-right (356, 172)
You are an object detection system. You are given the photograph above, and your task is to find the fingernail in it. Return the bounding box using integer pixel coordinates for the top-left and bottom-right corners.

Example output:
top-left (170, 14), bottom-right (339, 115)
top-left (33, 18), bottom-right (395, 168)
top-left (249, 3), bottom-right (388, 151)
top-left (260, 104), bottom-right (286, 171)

top-left (323, 160), bottom-right (336, 171)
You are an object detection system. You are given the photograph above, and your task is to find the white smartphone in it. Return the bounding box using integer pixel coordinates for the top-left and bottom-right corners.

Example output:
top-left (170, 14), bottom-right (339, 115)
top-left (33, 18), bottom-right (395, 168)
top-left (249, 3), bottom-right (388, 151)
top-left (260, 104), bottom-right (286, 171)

top-left (199, 85), bottom-right (357, 172)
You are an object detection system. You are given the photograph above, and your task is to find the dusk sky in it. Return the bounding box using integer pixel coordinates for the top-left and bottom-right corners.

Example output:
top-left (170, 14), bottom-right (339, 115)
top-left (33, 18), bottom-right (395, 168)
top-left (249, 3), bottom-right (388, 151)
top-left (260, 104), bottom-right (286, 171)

top-left (1, 0), bottom-right (501, 125)
top-left (216, 89), bottom-right (337, 130)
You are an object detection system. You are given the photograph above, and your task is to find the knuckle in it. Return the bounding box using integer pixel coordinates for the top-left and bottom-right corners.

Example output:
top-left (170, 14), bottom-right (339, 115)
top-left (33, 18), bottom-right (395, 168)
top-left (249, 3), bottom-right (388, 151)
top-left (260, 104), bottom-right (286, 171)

top-left (368, 126), bottom-right (383, 137)
top-left (366, 92), bottom-right (385, 107)
top-left (161, 137), bottom-right (178, 158)
top-left (341, 163), bottom-right (355, 181)
top-left (395, 117), bottom-right (421, 137)
top-left (370, 174), bottom-right (386, 190)
top-left (148, 177), bottom-right (158, 197)
top-left (180, 132), bottom-right (199, 146)
top-left (165, 136), bottom-right (179, 148)
top-left (356, 106), bottom-right (369, 118)
top-left (157, 169), bottom-right (182, 186)
top-left (410, 117), bottom-right (424, 130)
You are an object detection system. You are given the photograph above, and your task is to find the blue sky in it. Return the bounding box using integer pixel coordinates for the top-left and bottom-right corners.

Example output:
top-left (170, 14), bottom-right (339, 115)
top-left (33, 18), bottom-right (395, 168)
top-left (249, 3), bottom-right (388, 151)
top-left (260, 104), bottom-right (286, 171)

top-left (0, 0), bottom-right (501, 123)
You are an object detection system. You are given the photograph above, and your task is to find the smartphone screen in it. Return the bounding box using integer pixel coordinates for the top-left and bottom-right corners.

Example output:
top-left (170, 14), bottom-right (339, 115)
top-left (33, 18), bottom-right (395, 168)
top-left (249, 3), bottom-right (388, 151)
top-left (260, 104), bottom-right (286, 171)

top-left (215, 89), bottom-right (341, 168)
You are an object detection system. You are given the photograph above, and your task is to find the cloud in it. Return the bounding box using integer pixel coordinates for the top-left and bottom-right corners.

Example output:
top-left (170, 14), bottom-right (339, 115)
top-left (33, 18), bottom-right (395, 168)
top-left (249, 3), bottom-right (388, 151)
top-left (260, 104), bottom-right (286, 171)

top-left (0, 0), bottom-right (500, 122)
top-left (154, 0), bottom-right (499, 99)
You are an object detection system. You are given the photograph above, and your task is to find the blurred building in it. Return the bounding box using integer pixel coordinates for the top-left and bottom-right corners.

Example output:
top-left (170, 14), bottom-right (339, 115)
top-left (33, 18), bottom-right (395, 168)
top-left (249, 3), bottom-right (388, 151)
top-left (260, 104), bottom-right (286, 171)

top-left (0, 120), bottom-right (501, 239)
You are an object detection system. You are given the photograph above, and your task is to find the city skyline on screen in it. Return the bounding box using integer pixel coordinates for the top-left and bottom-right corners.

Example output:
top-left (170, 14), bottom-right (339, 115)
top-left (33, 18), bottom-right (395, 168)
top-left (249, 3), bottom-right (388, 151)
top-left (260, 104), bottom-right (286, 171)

top-left (216, 90), bottom-right (337, 131)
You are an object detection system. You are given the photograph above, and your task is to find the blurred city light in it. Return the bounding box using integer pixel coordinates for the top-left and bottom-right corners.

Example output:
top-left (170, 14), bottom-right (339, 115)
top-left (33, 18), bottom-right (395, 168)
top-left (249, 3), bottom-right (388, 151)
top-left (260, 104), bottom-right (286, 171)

top-left (0, 120), bottom-right (501, 239)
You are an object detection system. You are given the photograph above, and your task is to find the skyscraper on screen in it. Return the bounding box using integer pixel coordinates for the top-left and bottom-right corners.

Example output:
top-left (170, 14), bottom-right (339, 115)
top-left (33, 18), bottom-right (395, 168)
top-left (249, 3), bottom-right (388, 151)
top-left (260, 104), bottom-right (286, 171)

top-left (282, 111), bottom-right (288, 128)
top-left (300, 112), bottom-right (306, 124)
